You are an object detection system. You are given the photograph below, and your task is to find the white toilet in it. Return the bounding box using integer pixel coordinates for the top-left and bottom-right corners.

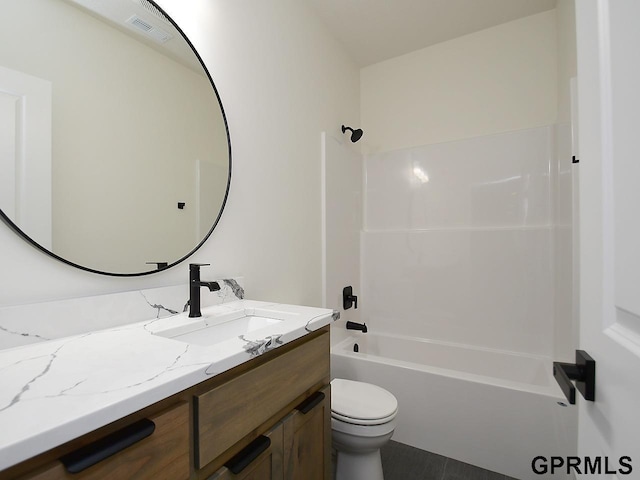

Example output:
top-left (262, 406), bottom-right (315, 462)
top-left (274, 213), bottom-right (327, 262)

top-left (331, 378), bottom-right (398, 480)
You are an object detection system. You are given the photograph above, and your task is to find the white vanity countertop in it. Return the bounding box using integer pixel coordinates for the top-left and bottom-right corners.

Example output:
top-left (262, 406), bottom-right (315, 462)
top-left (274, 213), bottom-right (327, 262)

top-left (0, 300), bottom-right (334, 471)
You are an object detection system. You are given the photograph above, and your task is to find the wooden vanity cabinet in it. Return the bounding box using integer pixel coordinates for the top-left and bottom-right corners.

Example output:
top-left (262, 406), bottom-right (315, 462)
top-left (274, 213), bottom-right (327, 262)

top-left (9, 328), bottom-right (330, 480)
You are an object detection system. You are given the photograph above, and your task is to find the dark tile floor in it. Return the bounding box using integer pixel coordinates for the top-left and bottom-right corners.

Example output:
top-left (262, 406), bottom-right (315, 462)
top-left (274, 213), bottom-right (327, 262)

top-left (380, 441), bottom-right (518, 480)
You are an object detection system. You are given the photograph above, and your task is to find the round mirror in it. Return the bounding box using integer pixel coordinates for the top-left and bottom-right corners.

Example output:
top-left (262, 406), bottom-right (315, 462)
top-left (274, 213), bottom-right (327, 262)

top-left (0, 0), bottom-right (231, 275)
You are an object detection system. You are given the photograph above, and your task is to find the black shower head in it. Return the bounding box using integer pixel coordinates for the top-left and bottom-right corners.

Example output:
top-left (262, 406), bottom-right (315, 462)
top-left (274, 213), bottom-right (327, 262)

top-left (342, 125), bottom-right (364, 143)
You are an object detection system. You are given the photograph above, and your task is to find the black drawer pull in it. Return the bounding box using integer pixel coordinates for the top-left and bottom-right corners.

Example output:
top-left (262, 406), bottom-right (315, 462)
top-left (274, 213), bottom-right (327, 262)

top-left (296, 391), bottom-right (325, 414)
top-left (60, 419), bottom-right (155, 473)
top-left (225, 435), bottom-right (271, 475)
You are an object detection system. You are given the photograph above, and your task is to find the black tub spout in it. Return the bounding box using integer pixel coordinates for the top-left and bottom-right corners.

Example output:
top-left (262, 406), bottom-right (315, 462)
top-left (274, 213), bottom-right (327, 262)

top-left (346, 321), bottom-right (367, 333)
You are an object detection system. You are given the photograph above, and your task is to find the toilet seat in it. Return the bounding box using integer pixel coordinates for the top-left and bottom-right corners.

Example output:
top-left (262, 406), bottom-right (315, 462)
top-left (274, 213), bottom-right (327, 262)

top-left (331, 378), bottom-right (398, 426)
top-left (331, 410), bottom-right (397, 426)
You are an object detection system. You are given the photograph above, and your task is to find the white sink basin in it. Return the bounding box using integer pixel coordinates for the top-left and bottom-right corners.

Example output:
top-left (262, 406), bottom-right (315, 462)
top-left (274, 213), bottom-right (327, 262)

top-left (153, 309), bottom-right (287, 347)
top-left (168, 316), bottom-right (282, 346)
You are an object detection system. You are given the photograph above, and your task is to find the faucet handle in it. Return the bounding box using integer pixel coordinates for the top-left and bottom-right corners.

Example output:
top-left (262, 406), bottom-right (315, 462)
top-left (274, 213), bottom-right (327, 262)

top-left (189, 263), bottom-right (210, 272)
top-left (189, 263), bottom-right (210, 282)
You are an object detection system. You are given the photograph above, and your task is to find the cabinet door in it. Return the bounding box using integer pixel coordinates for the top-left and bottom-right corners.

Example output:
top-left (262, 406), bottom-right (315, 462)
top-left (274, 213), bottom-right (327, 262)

top-left (283, 385), bottom-right (331, 480)
top-left (209, 421), bottom-right (284, 480)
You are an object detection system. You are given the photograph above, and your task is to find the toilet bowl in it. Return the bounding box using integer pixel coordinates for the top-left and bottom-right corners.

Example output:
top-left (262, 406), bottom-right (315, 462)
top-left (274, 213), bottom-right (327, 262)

top-left (331, 378), bottom-right (398, 480)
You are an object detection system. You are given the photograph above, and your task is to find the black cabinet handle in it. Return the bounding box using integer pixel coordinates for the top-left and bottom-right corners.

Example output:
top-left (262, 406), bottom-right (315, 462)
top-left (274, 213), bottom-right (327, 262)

top-left (225, 435), bottom-right (271, 475)
top-left (553, 350), bottom-right (595, 405)
top-left (60, 419), bottom-right (155, 473)
top-left (296, 391), bottom-right (325, 415)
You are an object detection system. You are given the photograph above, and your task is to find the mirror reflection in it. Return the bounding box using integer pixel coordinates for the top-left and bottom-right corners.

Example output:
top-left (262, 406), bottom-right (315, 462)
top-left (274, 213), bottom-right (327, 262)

top-left (0, 0), bottom-right (230, 275)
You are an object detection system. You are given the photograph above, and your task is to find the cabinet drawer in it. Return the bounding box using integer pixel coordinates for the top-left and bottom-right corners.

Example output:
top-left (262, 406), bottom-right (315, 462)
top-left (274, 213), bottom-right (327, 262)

top-left (194, 332), bottom-right (329, 469)
top-left (23, 402), bottom-right (189, 480)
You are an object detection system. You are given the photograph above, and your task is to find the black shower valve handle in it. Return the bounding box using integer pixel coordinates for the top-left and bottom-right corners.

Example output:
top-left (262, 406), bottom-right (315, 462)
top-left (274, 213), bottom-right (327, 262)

top-left (343, 286), bottom-right (358, 310)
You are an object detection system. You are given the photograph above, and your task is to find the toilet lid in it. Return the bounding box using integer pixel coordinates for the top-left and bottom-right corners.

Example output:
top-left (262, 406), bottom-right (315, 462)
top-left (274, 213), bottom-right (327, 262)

top-left (331, 378), bottom-right (398, 424)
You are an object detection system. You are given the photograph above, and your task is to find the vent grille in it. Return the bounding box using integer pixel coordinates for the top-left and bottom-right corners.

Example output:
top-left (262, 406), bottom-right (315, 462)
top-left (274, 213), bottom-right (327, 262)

top-left (126, 15), bottom-right (173, 43)
top-left (132, 0), bottom-right (170, 24)
top-left (129, 16), bottom-right (152, 32)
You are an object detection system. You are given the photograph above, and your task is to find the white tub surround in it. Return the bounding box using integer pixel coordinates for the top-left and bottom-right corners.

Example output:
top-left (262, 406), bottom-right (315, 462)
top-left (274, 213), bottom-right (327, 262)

top-left (0, 299), bottom-right (334, 471)
top-left (361, 125), bottom-right (570, 357)
top-left (332, 334), bottom-right (576, 480)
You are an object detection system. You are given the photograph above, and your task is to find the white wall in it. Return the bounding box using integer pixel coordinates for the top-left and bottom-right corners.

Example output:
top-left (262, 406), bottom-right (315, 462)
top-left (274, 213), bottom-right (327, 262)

top-left (322, 133), bottom-right (362, 343)
top-left (556, 0), bottom-right (578, 126)
top-left (361, 10), bottom-right (558, 154)
top-left (0, 0), bottom-right (359, 308)
top-left (553, 0), bottom-right (578, 362)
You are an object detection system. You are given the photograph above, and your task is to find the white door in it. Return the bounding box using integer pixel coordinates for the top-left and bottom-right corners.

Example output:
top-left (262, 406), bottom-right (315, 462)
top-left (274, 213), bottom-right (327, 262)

top-left (0, 92), bottom-right (18, 219)
top-left (576, 0), bottom-right (640, 475)
top-left (0, 65), bottom-right (52, 249)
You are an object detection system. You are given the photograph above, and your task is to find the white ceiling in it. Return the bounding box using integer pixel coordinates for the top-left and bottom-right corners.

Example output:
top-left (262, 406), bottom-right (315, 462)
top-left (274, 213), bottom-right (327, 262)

top-left (306, 0), bottom-right (557, 67)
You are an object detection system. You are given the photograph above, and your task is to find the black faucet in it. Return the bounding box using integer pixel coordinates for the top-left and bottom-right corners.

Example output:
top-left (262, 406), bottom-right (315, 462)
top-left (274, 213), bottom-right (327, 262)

top-left (189, 263), bottom-right (220, 318)
top-left (346, 321), bottom-right (367, 333)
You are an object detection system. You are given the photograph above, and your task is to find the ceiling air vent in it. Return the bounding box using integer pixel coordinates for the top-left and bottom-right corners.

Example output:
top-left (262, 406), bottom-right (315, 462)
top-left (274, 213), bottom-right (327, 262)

top-left (125, 14), bottom-right (173, 44)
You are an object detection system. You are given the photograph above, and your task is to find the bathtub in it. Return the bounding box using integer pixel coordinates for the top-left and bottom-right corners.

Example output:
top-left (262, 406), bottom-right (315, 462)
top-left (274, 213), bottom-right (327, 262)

top-left (331, 333), bottom-right (576, 480)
